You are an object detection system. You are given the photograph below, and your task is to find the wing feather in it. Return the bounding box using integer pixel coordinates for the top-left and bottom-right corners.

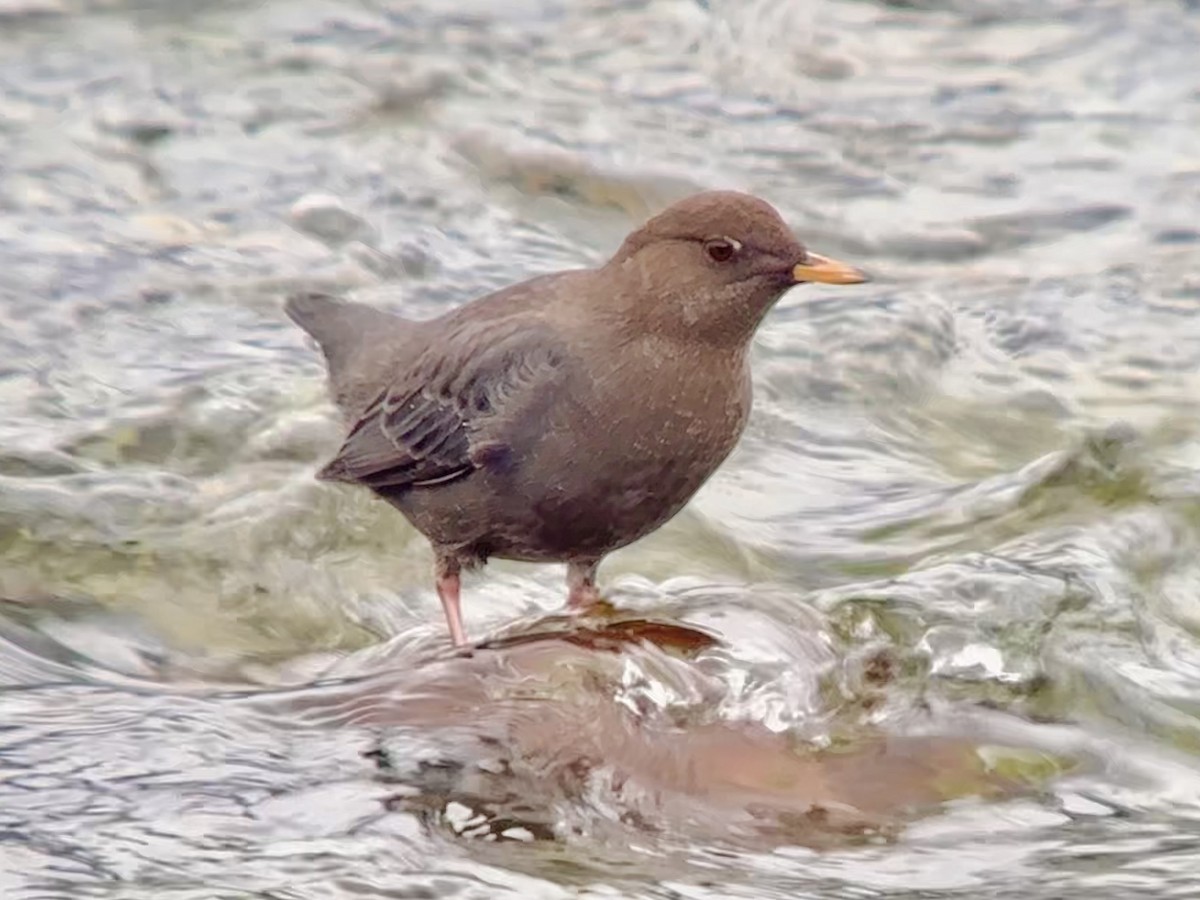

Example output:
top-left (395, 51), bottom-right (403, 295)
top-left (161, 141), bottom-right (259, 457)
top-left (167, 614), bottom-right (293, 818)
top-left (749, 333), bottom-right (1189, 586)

top-left (317, 324), bottom-right (564, 491)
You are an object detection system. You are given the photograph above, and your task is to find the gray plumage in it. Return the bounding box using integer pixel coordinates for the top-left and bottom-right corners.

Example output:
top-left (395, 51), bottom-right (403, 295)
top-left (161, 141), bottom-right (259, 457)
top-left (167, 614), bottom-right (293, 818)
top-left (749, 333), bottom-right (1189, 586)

top-left (286, 191), bottom-right (867, 645)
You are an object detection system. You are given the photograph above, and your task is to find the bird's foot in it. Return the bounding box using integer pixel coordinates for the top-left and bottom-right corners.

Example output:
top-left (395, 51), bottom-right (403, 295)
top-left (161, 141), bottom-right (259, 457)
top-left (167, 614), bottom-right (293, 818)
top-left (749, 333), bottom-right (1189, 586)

top-left (436, 568), bottom-right (468, 648)
top-left (566, 581), bottom-right (605, 610)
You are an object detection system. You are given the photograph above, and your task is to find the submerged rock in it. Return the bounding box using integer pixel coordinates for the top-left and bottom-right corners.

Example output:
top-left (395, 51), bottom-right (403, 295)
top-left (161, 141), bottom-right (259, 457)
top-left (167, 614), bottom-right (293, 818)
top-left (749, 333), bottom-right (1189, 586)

top-left (302, 618), bottom-right (1062, 850)
top-left (289, 193), bottom-right (376, 247)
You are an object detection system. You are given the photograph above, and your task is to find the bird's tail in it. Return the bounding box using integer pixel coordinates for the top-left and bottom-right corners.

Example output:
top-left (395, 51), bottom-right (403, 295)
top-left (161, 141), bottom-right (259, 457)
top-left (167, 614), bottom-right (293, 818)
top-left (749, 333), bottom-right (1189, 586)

top-left (285, 291), bottom-right (413, 415)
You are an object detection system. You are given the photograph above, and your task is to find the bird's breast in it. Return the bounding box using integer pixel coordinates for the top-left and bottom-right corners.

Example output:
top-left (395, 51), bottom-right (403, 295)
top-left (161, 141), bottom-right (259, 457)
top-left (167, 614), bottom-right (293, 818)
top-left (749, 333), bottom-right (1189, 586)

top-left (509, 351), bottom-right (751, 555)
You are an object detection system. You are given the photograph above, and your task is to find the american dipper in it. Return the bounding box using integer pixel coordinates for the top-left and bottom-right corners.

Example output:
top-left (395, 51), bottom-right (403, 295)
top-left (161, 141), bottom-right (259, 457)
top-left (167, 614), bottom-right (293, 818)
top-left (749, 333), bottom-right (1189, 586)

top-left (286, 191), bottom-right (867, 645)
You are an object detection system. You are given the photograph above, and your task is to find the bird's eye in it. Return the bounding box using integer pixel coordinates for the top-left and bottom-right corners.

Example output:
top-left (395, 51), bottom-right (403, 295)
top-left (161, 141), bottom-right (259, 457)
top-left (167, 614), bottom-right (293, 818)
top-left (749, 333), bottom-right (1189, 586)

top-left (705, 237), bottom-right (741, 263)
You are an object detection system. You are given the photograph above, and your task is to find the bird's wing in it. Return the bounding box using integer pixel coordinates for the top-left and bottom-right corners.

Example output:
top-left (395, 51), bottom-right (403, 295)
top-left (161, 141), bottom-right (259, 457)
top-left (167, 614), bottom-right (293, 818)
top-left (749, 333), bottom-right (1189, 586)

top-left (317, 320), bottom-right (567, 490)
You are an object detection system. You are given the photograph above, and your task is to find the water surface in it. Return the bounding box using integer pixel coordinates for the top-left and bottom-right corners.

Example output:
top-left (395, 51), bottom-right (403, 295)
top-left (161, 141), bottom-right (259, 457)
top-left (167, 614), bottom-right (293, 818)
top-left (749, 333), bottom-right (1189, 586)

top-left (3, 0), bottom-right (1200, 896)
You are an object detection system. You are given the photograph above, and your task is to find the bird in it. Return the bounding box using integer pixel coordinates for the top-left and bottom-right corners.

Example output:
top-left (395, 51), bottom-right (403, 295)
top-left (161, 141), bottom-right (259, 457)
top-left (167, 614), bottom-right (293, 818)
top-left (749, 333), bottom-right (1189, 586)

top-left (286, 191), bottom-right (867, 646)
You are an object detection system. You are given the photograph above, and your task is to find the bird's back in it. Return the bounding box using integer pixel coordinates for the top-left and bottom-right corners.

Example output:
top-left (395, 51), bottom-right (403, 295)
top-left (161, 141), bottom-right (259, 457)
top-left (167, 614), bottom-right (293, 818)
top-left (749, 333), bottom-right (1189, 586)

top-left (286, 271), bottom-right (593, 418)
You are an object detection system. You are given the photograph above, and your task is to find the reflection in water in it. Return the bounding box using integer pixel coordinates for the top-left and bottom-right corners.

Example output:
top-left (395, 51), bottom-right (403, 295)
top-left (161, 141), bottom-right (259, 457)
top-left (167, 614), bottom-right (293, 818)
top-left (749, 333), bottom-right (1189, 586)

top-left (0, 605), bottom-right (1075, 884)
top-left (2, 0), bottom-right (1200, 896)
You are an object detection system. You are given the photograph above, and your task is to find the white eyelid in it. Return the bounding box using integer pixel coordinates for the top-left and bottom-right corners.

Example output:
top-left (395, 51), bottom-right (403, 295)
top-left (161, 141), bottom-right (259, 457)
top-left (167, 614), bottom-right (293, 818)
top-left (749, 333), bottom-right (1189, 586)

top-left (722, 237), bottom-right (743, 251)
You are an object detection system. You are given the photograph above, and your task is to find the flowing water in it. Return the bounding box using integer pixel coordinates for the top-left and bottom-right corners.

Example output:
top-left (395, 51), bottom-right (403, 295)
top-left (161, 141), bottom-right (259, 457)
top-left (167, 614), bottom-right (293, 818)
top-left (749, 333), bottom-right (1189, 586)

top-left (3, 0), bottom-right (1200, 896)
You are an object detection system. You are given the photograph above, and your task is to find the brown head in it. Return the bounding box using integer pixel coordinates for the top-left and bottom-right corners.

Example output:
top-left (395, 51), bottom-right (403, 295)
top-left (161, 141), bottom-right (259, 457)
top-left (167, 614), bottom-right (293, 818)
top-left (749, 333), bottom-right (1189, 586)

top-left (604, 191), bottom-right (867, 347)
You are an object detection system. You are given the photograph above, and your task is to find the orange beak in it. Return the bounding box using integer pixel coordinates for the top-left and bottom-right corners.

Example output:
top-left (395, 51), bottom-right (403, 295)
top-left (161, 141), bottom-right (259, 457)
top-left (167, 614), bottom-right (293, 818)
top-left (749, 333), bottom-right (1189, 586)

top-left (792, 252), bottom-right (869, 285)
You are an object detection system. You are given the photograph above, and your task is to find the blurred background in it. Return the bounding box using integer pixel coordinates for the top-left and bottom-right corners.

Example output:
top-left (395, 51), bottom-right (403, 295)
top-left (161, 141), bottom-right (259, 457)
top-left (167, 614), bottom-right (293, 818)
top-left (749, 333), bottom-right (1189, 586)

top-left (2, 0), bottom-right (1200, 897)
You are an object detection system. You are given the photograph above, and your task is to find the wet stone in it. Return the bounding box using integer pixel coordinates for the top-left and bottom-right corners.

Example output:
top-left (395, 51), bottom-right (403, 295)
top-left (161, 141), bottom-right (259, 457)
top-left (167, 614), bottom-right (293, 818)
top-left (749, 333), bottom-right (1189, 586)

top-left (289, 193), bottom-right (377, 247)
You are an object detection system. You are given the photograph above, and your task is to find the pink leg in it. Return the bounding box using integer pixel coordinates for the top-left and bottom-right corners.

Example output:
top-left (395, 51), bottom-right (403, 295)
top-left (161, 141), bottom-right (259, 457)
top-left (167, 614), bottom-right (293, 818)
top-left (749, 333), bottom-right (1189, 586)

top-left (435, 557), bottom-right (467, 647)
top-left (566, 559), bottom-right (602, 609)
